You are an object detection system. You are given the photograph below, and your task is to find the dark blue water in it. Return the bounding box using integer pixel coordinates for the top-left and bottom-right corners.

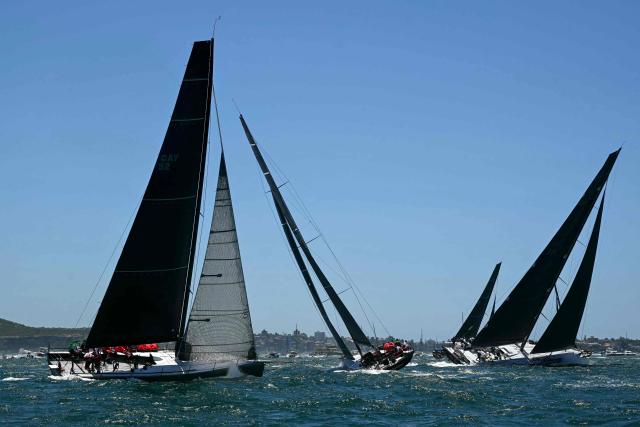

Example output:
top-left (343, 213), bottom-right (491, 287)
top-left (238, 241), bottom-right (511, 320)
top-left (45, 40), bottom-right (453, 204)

top-left (1, 354), bottom-right (639, 425)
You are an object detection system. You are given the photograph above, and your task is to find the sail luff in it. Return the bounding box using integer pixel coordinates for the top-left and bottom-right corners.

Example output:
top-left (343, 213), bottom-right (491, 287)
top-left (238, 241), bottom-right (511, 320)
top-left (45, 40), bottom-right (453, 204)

top-left (178, 38), bottom-right (214, 341)
top-left (239, 114), bottom-right (372, 349)
top-left (85, 40), bottom-right (214, 348)
top-left (453, 262), bottom-right (501, 341)
top-left (473, 149), bottom-right (619, 347)
top-left (532, 192), bottom-right (605, 354)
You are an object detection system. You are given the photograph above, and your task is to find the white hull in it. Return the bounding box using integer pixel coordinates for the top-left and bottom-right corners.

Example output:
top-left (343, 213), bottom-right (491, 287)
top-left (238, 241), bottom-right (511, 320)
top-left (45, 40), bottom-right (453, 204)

top-left (441, 343), bottom-right (589, 367)
top-left (47, 350), bottom-right (264, 381)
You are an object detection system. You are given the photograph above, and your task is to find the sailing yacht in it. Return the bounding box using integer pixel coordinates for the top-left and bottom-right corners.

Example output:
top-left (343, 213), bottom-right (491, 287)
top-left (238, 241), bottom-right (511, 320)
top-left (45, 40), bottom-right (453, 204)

top-left (238, 115), bottom-right (414, 371)
top-left (47, 38), bottom-right (264, 380)
top-left (433, 262), bottom-right (500, 363)
top-left (443, 149), bottom-right (619, 366)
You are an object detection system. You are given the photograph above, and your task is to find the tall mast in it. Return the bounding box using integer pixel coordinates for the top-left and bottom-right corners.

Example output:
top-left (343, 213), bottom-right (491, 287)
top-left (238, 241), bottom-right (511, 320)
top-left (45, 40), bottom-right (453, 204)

top-left (178, 38), bottom-right (214, 340)
top-left (239, 114), bottom-right (372, 352)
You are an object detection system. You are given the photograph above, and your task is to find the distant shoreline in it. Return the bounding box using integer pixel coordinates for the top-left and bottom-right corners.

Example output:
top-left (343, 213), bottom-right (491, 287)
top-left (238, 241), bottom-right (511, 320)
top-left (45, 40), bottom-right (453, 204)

top-left (1, 317), bottom-right (638, 354)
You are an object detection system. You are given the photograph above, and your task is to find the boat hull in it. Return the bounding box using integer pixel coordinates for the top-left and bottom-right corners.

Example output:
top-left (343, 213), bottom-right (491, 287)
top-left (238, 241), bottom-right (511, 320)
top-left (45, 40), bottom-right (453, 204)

top-left (47, 350), bottom-right (264, 381)
top-left (438, 343), bottom-right (589, 367)
top-left (341, 350), bottom-right (414, 371)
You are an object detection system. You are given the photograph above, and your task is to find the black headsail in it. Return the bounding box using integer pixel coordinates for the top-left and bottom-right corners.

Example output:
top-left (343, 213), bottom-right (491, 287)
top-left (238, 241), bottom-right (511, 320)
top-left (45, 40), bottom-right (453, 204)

top-left (239, 114), bottom-right (372, 353)
top-left (453, 262), bottom-right (501, 341)
top-left (473, 149), bottom-right (619, 348)
top-left (86, 40), bottom-right (213, 348)
top-left (532, 192), bottom-right (605, 354)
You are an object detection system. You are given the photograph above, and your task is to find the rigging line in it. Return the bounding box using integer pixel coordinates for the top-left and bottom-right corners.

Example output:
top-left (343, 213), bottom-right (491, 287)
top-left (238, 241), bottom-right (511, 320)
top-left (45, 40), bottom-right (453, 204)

top-left (74, 194), bottom-right (142, 328)
top-left (319, 236), bottom-right (383, 338)
top-left (188, 29), bottom-right (225, 313)
top-left (249, 131), bottom-right (376, 344)
top-left (256, 163), bottom-right (331, 335)
top-left (276, 174), bottom-right (386, 339)
top-left (178, 39), bottom-right (214, 338)
top-left (261, 148), bottom-right (386, 339)
top-left (262, 152), bottom-right (380, 333)
top-left (539, 311), bottom-right (551, 323)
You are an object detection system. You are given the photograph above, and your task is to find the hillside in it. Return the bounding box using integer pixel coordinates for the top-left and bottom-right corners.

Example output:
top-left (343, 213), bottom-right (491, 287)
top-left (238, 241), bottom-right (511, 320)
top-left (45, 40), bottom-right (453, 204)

top-left (0, 318), bottom-right (88, 338)
top-left (0, 318), bottom-right (88, 353)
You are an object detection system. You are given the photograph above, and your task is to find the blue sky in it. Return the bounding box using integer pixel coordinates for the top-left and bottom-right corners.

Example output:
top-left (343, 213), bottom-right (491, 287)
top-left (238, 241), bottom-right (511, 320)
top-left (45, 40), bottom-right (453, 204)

top-left (0, 1), bottom-right (638, 341)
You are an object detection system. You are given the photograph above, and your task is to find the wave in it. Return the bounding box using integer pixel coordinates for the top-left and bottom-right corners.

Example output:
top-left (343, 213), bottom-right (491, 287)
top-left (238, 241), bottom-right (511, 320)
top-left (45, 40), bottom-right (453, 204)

top-left (428, 361), bottom-right (460, 368)
top-left (1, 377), bottom-right (30, 381)
top-left (48, 374), bottom-right (94, 382)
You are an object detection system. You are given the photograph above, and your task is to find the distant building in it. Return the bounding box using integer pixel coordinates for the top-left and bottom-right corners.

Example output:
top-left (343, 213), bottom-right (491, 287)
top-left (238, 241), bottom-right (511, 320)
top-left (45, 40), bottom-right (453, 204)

top-left (314, 331), bottom-right (326, 341)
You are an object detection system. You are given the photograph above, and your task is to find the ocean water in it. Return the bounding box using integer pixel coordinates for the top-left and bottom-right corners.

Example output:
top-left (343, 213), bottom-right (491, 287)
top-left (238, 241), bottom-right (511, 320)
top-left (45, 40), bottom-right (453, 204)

top-left (1, 354), bottom-right (639, 425)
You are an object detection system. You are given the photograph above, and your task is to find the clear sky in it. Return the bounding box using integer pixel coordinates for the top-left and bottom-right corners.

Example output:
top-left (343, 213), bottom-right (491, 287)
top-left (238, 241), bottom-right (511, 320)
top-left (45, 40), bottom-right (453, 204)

top-left (0, 1), bottom-right (638, 341)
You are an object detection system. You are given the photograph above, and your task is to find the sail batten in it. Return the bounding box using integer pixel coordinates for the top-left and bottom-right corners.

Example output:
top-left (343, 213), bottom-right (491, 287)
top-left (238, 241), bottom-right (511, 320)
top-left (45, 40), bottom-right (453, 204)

top-left (85, 40), bottom-right (213, 348)
top-left (532, 193), bottom-right (605, 354)
top-left (179, 153), bottom-right (257, 362)
top-left (473, 150), bottom-right (619, 348)
top-left (454, 262), bottom-right (501, 341)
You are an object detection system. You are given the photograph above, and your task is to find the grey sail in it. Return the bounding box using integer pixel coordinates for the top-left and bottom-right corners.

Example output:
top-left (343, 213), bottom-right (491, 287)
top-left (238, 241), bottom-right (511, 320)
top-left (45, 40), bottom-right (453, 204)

top-left (179, 154), bottom-right (256, 362)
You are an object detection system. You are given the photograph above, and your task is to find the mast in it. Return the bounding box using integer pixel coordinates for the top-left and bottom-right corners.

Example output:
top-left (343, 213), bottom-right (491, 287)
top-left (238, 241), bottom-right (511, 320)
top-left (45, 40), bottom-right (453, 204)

top-left (85, 40), bottom-right (214, 348)
top-left (178, 38), bottom-right (214, 342)
top-left (239, 114), bottom-right (372, 352)
top-left (473, 149), bottom-right (619, 348)
top-left (532, 192), bottom-right (605, 354)
top-left (453, 262), bottom-right (501, 341)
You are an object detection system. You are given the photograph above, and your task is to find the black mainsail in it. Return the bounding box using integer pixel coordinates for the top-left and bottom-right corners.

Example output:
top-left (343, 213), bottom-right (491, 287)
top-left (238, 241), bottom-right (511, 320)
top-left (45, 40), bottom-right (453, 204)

top-left (239, 114), bottom-right (372, 356)
top-left (179, 153), bottom-right (257, 362)
top-left (453, 262), bottom-right (501, 341)
top-left (473, 149), bottom-right (619, 347)
top-left (86, 40), bottom-right (213, 348)
top-left (532, 193), bottom-right (605, 354)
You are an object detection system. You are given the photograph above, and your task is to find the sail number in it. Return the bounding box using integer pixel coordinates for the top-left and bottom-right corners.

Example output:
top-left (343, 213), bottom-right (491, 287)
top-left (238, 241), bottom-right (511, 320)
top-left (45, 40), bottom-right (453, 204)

top-left (157, 154), bottom-right (180, 171)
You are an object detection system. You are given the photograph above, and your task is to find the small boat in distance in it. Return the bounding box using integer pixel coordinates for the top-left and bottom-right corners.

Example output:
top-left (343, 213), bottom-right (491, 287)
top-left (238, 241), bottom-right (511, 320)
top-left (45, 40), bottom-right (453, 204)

top-left (239, 115), bottom-right (414, 371)
top-left (47, 37), bottom-right (264, 380)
